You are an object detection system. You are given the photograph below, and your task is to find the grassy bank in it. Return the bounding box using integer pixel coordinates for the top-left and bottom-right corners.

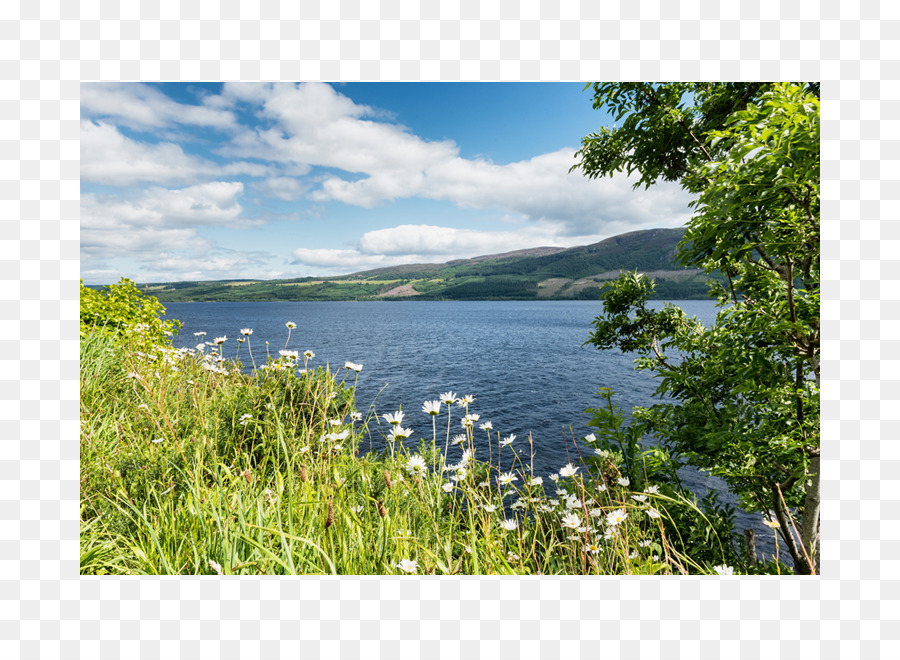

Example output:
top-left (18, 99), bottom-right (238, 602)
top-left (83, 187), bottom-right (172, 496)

top-left (80, 283), bottom-right (779, 575)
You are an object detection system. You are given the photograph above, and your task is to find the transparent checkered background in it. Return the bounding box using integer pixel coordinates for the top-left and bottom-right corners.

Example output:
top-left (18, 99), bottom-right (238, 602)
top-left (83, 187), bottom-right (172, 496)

top-left (1, 0), bottom-right (895, 657)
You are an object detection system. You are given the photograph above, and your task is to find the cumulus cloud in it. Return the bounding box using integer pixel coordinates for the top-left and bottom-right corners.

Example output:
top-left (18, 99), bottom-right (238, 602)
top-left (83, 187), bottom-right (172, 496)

top-left (81, 120), bottom-right (271, 186)
top-left (215, 82), bottom-right (693, 235)
top-left (219, 82), bottom-right (458, 181)
top-left (80, 182), bottom-right (252, 280)
top-left (290, 223), bottom-right (595, 276)
top-left (81, 82), bottom-right (236, 131)
top-left (250, 176), bottom-right (310, 201)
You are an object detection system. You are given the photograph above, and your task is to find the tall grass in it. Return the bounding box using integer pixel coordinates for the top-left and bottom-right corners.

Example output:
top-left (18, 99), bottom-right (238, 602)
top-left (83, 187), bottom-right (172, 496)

top-left (80, 321), bottom-right (758, 575)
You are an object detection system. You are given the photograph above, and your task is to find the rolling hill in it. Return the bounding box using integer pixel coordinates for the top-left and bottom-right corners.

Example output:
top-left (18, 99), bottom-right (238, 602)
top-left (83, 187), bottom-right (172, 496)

top-left (127, 227), bottom-right (717, 302)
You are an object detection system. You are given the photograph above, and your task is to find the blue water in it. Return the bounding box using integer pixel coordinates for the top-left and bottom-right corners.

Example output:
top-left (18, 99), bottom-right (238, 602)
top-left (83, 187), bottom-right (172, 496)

top-left (164, 299), bottom-right (781, 562)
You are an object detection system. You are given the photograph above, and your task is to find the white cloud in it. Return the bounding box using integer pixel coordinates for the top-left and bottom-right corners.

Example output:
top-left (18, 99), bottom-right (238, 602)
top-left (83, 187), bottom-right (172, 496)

top-left (80, 182), bottom-right (248, 279)
top-left (356, 224), bottom-right (552, 257)
top-left (81, 120), bottom-right (206, 186)
top-left (290, 223), bottom-right (603, 276)
top-left (81, 82), bottom-right (236, 131)
top-left (250, 176), bottom-right (310, 201)
top-left (83, 182), bottom-right (244, 227)
top-left (215, 83), bottom-right (693, 235)
top-left (219, 82), bottom-right (458, 180)
top-left (81, 120), bottom-right (272, 186)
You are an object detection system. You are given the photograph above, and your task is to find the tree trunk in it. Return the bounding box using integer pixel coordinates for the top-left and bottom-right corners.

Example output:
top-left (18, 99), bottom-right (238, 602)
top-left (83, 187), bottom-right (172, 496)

top-left (799, 455), bottom-right (821, 574)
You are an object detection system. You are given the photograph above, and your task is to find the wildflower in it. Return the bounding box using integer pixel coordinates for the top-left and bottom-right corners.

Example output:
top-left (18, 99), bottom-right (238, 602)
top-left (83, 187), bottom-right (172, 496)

top-left (406, 455), bottom-right (427, 474)
top-left (477, 480), bottom-right (490, 488)
top-left (511, 499), bottom-right (526, 510)
top-left (482, 504), bottom-right (497, 513)
top-left (499, 435), bottom-right (516, 447)
top-left (298, 447), bottom-right (309, 454)
top-left (646, 508), bottom-right (661, 519)
top-left (396, 559), bottom-right (418, 574)
top-left (589, 508), bottom-right (603, 518)
top-left (213, 336), bottom-right (227, 345)
top-left (390, 426), bottom-right (412, 440)
top-left (279, 350), bottom-right (299, 360)
top-left (349, 411), bottom-right (362, 422)
top-left (450, 434), bottom-right (467, 446)
top-left (240, 328), bottom-right (253, 336)
top-left (138, 403), bottom-right (149, 410)
top-left (208, 559), bottom-right (224, 575)
top-left (529, 476), bottom-right (543, 486)
top-left (126, 371), bottom-right (140, 379)
top-left (597, 483), bottom-right (607, 492)
top-left (564, 494), bottom-right (580, 510)
top-left (239, 413), bottom-right (252, 426)
top-left (454, 467), bottom-right (467, 481)
top-left (559, 463), bottom-right (579, 478)
top-left (303, 350), bottom-right (314, 359)
top-left (501, 519), bottom-right (518, 531)
top-left (460, 394), bottom-right (476, 405)
top-left (479, 421), bottom-right (493, 431)
top-left (585, 542), bottom-right (601, 555)
top-left (383, 411), bottom-right (404, 426)
top-left (638, 540), bottom-right (651, 548)
top-left (498, 472), bottom-right (518, 486)
top-left (442, 482), bottom-right (454, 493)
top-left (328, 418), bottom-right (343, 427)
top-left (548, 473), bottom-right (559, 482)
top-left (440, 391), bottom-right (457, 405)
top-left (422, 400), bottom-right (441, 416)
top-left (644, 485), bottom-right (660, 494)
top-left (507, 552), bottom-right (520, 562)
top-left (594, 448), bottom-right (610, 458)
top-left (584, 433), bottom-right (597, 443)
top-left (606, 508), bottom-right (628, 527)
top-left (263, 488), bottom-right (276, 503)
top-left (631, 494), bottom-right (648, 503)
top-left (561, 512), bottom-right (581, 529)
top-left (461, 413), bottom-right (480, 428)
top-left (714, 565), bottom-right (734, 576)
top-left (285, 322), bottom-right (296, 329)
top-left (617, 477), bottom-right (630, 487)
top-left (763, 519), bottom-right (781, 529)
top-left (344, 361), bottom-right (363, 372)
top-left (152, 437), bottom-right (164, 444)
top-left (194, 332), bottom-right (206, 337)
top-left (460, 448), bottom-right (474, 463)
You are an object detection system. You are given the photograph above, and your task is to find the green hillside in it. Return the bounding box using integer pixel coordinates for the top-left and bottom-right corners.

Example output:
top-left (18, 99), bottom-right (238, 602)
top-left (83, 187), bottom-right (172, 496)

top-left (111, 227), bottom-right (717, 302)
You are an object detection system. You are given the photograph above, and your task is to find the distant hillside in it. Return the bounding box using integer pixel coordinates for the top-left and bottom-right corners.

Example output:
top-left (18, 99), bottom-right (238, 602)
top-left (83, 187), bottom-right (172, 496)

top-left (122, 227), bottom-right (717, 302)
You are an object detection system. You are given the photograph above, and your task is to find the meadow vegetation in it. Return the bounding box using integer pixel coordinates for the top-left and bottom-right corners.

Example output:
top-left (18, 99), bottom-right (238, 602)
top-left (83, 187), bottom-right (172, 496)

top-left (80, 279), bottom-right (788, 575)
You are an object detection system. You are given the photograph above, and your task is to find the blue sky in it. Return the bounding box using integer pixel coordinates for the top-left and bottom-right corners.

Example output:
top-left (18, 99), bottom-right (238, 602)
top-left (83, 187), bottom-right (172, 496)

top-left (80, 82), bottom-right (694, 284)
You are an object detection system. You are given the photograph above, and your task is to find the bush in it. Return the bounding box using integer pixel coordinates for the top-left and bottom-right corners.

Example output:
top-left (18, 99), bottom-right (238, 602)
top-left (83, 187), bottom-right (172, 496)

top-left (81, 278), bottom-right (181, 349)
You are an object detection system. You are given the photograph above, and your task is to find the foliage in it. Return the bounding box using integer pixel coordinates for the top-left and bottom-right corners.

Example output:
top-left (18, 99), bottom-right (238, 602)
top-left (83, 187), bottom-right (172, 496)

top-left (80, 277), bottom-right (181, 349)
top-left (585, 388), bottom-right (743, 568)
top-left (574, 82), bottom-right (820, 574)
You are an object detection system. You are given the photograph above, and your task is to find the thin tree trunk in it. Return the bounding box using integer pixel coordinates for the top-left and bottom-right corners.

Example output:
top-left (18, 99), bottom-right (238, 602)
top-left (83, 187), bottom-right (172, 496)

top-left (799, 455), bottom-right (821, 574)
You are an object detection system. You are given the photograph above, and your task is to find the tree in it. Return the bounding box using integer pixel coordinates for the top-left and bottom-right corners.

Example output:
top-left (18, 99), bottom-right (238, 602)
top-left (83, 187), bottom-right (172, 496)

top-left (572, 83), bottom-right (820, 574)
